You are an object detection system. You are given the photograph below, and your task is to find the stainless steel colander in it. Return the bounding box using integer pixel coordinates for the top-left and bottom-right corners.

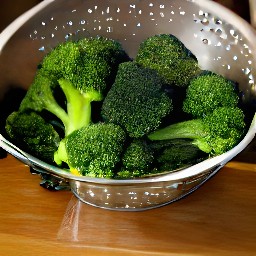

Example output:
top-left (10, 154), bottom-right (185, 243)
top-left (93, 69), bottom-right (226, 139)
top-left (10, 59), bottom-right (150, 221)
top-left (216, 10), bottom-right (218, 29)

top-left (0, 0), bottom-right (256, 211)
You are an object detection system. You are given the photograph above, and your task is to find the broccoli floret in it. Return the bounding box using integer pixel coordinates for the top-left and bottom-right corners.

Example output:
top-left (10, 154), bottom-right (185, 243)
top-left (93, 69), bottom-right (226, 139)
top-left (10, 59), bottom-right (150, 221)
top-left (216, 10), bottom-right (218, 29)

top-left (73, 36), bottom-right (130, 95)
top-left (54, 123), bottom-right (126, 178)
top-left (40, 40), bottom-right (81, 79)
top-left (5, 111), bottom-right (60, 163)
top-left (183, 72), bottom-right (239, 118)
top-left (135, 34), bottom-right (202, 87)
top-left (19, 37), bottom-right (129, 136)
top-left (77, 36), bottom-right (129, 66)
top-left (148, 106), bottom-right (246, 156)
top-left (116, 139), bottom-right (154, 178)
top-left (101, 62), bottom-right (173, 138)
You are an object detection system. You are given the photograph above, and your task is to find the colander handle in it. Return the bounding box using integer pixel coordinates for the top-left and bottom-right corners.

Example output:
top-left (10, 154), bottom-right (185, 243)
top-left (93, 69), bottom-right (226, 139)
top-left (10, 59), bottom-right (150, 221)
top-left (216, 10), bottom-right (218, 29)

top-left (0, 134), bottom-right (70, 190)
top-left (0, 134), bottom-right (62, 177)
top-left (0, 134), bottom-right (33, 166)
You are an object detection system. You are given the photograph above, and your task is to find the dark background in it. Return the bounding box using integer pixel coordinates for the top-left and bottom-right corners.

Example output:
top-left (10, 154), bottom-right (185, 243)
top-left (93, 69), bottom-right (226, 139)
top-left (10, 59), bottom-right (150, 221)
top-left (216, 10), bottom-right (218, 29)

top-left (0, 0), bottom-right (251, 32)
top-left (0, 0), bottom-right (42, 32)
top-left (214, 0), bottom-right (251, 22)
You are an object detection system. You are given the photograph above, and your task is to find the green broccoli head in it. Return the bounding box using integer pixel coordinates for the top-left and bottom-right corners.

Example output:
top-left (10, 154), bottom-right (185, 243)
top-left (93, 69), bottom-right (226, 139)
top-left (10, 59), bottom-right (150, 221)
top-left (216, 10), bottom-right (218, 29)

top-left (148, 106), bottom-right (246, 156)
top-left (54, 123), bottom-right (126, 178)
top-left (116, 139), bottom-right (154, 178)
top-left (72, 36), bottom-right (129, 95)
top-left (41, 40), bottom-right (81, 79)
top-left (135, 34), bottom-right (202, 86)
top-left (5, 111), bottom-right (60, 163)
top-left (71, 56), bottom-right (111, 96)
top-left (77, 36), bottom-right (130, 65)
top-left (101, 62), bottom-right (173, 138)
top-left (183, 72), bottom-right (239, 118)
top-left (41, 37), bottom-right (129, 97)
top-left (201, 106), bottom-right (246, 155)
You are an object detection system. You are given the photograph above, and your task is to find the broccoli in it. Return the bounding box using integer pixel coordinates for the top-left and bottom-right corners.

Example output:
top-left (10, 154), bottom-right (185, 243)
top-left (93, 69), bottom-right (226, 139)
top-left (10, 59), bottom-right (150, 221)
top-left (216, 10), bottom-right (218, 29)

top-left (101, 62), bottom-right (173, 138)
top-left (19, 36), bottom-right (129, 136)
top-left (150, 139), bottom-right (208, 172)
top-left (39, 40), bottom-right (81, 80)
top-left (77, 36), bottom-right (129, 66)
top-left (148, 106), bottom-right (246, 156)
top-left (183, 72), bottom-right (239, 118)
top-left (135, 34), bottom-right (202, 87)
top-left (116, 139), bottom-right (154, 178)
top-left (5, 111), bottom-right (60, 163)
top-left (19, 70), bottom-right (82, 136)
top-left (5, 36), bottom-right (129, 175)
top-left (54, 123), bottom-right (126, 178)
top-left (4, 34), bottom-right (248, 179)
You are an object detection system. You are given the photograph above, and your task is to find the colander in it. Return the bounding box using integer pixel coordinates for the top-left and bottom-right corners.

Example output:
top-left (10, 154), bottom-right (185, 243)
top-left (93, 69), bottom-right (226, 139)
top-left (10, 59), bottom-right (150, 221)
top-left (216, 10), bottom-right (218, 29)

top-left (0, 0), bottom-right (256, 211)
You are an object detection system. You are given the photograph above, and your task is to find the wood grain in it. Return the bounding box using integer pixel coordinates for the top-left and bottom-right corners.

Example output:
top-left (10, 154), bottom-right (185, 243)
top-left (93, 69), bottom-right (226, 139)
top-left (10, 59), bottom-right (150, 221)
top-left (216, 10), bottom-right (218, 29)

top-left (0, 151), bottom-right (255, 256)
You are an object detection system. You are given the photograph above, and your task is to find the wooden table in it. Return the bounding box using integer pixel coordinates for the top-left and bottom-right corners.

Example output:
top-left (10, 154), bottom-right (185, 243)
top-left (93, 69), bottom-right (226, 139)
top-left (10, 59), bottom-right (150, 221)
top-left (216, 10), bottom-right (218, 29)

top-left (0, 139), bottom-right (256, 256)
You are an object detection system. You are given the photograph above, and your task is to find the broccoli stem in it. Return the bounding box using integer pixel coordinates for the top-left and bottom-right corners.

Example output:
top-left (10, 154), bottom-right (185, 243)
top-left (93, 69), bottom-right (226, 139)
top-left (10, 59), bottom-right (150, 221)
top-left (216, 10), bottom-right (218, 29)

top-left (54, 79), bottom-right (104, 167)
top-left (148, 119), bottom-right (212, 153)
top-left (148, 119), bottom-right (207, 140)
top-left (54, 139), bottom-right (67, 165)
top-left (58, 79), bottom-right (102, 136)
top-left (54, 139), bottom-right (82, 176)
top-left (42, 97), bottom-right (70, 131)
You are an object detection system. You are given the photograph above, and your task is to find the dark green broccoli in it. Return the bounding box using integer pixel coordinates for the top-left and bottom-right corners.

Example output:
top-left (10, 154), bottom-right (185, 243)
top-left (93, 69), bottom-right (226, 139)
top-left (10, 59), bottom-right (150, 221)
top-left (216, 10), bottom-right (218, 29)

top-left (116, 139), bottom-right (154, 178)
top-left (101, 62), bottom-right (173, 138)
top-left (150, 139), bottom-right (207, 172)
top-left (5, 111), bottom-right (60, 163)
top-left (135, 34), bottom-right (202, 87)
top-left (183, 72), bottom-right (239, 118)
top-left (19, 37), bottom-right (129, 136)
top-left (54, 123), bottom-right (126, 178)
top-left (148, 106), bottom-right (246, 156)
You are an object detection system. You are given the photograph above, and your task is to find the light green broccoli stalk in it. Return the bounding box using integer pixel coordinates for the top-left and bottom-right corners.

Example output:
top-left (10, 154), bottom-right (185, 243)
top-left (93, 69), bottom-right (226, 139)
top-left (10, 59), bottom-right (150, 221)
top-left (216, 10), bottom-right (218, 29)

top-left (148, 106), bottom-right (246, 156)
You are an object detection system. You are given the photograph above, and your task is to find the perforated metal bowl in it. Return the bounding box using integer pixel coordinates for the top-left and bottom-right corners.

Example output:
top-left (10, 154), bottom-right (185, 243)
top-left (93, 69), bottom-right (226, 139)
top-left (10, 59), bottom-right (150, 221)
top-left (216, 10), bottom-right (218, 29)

top-left (0, 0), bottom-right (256, 211)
